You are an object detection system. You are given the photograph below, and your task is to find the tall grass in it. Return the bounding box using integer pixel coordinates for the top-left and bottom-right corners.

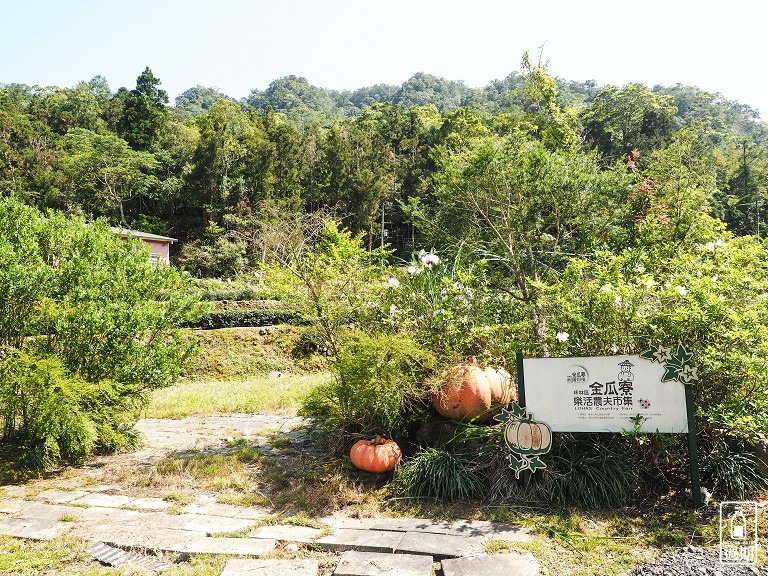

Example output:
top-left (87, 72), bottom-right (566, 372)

top-left (145, 372), bottom-right (332, 418)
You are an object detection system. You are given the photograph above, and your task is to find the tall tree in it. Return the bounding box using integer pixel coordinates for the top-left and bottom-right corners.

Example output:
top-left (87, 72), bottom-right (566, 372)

top-left (117, 67), bottom-right (169, 151)
top-left (581, 83), bottom-right (677, 160)
top-left (59, 128), bottom-right (158, 225)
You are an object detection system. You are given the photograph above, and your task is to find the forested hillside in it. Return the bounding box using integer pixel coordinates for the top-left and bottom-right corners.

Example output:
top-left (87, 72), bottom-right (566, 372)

top-left (2, 59), bottom-right (766, 277)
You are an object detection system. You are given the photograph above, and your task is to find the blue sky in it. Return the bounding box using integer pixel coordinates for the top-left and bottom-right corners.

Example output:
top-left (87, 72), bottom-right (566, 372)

top-left (3, 0), bottom-right (768, 117)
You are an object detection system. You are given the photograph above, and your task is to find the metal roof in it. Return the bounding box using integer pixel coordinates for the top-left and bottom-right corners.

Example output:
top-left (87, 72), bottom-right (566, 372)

top-left (110, 227), bottom-right (177, 243)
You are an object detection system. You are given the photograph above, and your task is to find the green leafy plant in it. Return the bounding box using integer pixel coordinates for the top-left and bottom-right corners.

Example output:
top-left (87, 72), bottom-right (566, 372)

top-left (188, 309), bottom-right (296, 329)
top-left (300, 331), bottom-right (435, 449)
top-left (0, 198), bottom-right (201, 468)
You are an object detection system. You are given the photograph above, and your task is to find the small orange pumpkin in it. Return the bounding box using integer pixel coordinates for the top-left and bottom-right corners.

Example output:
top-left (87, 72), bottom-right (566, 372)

top-left (432, 358), bottom-right (516, 422)
top-left (350, 436), bottom-right (402, 473)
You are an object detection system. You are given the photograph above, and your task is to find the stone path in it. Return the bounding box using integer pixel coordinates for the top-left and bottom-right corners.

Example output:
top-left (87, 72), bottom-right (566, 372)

top-left (0, 414), bottom-right (539, 575)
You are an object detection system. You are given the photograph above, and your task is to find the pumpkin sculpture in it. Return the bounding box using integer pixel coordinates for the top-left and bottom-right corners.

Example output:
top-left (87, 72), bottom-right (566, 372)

top-left (432, 358), bottom-right (516, 422)
top-left (350, 436), bottom-right (402, 473)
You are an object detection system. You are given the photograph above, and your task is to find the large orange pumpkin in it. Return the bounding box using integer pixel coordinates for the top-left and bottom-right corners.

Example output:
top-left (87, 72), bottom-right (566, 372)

top-left (432, 358), bottom-right (516, 422)
top-left (350, 436), bottom-right (402, 472)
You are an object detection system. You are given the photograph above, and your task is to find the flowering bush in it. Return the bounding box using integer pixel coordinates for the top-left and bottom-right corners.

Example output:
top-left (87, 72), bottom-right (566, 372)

top-left (375, 251), bottom-right (529, 363)
top-left (544, 231), bottom-right (768, 497)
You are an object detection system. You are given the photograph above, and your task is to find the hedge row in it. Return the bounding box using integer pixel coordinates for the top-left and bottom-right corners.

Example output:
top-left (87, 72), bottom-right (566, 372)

top-left (187, 309), bottom-right (297, 329)
top-left (198, 288), bottom-right (265, 301)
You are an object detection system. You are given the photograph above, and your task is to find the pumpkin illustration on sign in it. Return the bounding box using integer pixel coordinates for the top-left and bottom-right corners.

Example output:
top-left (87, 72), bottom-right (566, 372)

top-left (494, 403), bottom-right (552, 478)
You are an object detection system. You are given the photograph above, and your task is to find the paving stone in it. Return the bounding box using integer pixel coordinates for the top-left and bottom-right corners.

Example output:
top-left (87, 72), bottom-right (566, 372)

top-left (235, 507), bottom-right (269, 520)
top-left (317, 529), bottom-right (405, 553)
top-left (87, 484), bottom-right (125, 492)
top-left (0, 485), bottom-right (30, 498)
top-left (371, 517), bottom-right (453, 534)
top-left (334, 550), bottom-right (434, 576)
top-left (178, 536), bottom-right (276, 556)
top-left (441, 552), bottom-right (539, 576)
top-left (182, 514), bottom-right (257, 534)
top-left (447, 520), bottom-right (532, 542)
top-left (249, 524), bottom-right (324, 543)
top-left (2, 500), bottom-right (85, 519)
top-left (70, 493), bottom-right (136, 508)
top-left (86, 526), bottom-right (199, 550)
top-left (0, 498), bottom-right (28, 514)
top-left (36, 489), bottom-right (90, 504)
top-left (0, 516), bottom-right (73, 540)
top-left (182, 501), bottom-right (240, 517)
top-left (127, 497), bottom-right (173, 510)
top-left (319, 515), bottom-right (379, 530)
top-left (149, 513), bottom-right (204, 531)
top-left (76, 507), bottom-right (141, 523)
top-left (395, 532), bottom-right (485, 560)
top-left (221, 558), bottom-right (319, 576)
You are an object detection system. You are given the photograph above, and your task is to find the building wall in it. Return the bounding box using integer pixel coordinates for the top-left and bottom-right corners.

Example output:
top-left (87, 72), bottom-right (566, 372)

top-left (142, 239), bottom-right (171, 265)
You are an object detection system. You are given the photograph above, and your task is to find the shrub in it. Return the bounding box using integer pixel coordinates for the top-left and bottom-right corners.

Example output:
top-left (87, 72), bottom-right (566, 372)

top-left (543, 230), bottom-right (768, 497)
top-left (198, 288), bottom-right (261, 301)
top-left (260, 219), bottom-right (389, 357)
top-left (300, 332), bottom-right (435, 450)
top-left (189, 309), bottom-right (296, 329)
top-left (0, 198), bottom-right (201, 468)
top-left (0, 350), bottom-right (143, 468)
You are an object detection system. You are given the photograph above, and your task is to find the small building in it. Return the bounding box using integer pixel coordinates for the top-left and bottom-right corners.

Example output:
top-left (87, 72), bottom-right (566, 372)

top-left (110, 227), bottom-right (177, 268)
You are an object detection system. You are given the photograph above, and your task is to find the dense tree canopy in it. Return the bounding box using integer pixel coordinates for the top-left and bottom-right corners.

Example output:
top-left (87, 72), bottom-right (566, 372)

top-left (0, 61), bottom-right (766, 273)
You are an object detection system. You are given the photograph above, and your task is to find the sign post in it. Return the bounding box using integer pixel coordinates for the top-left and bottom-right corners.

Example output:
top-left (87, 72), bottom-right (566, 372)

top-left (511, 345), bottom-right (702, 508)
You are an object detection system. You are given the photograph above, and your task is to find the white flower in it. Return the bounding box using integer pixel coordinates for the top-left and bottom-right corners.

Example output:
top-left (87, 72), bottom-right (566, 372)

top-left (433, 308), bottom-right (445, 317)
top-left (610, 344), bottom-right (619, 354)
top-left (387, 277), bottom-right (400, 288)
top-left (636, 265), bottom-right (645, 273)
top-left (422, 253), bottom-right (440, 267)
top-left (675, 285), bottom-right (688, 296)
top-left (644, 277), bottom-right (655, 289)
top-left (556, 331), bottom-right (569, 343)
top-left (453, 281), bottom-right (463, 290)
top-left (705, 241), bottom-right (715, 252)
top-left (714, 238), bottom-right (725, 247)
top-left (712, 275), bottom-right (718, 282)
top-left (406, 266), bottom-right (417, 275)
top-left (614, 295), bottom-right (622, 307)
top-left (389, 304), bottom-right (398, 315)
top-left (601, 284), bottom-right (613, 293)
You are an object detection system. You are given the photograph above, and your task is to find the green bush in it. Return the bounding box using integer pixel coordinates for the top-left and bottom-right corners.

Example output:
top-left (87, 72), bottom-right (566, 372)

top-left (189, 309), bottom-right (296, 329)
top-left (300, 332), bottom-right (435, 450)
top-left (0, 197), bottom-right (201, 468)
top-left (0, 350), bottom-right (143, 469)
top-left (198, 288), bottom-right (262, 301)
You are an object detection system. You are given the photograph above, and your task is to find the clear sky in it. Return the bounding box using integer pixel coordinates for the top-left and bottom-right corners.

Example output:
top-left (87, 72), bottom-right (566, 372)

top-left (2, 0), bottom-right (767, 118)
